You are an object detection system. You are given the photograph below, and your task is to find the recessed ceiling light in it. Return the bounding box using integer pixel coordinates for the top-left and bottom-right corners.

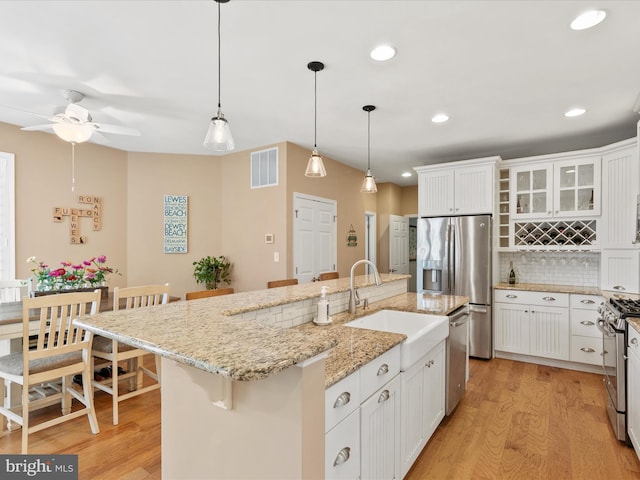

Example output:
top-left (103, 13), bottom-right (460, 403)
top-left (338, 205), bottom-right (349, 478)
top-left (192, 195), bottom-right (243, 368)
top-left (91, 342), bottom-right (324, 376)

top-left (432, 113), bottom-right (449, 123)
top-left (402, 172), bottom-right (412, 178)
top-left (570, 10), bottom-right (606, 30)
top-left (565, 108), bottom-right (586, 117)
top-left (370, 45), bottom-right (396, 61)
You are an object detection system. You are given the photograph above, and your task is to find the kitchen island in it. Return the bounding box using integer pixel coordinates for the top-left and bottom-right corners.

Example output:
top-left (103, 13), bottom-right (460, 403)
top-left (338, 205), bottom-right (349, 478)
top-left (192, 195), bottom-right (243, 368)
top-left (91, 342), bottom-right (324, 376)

top-left (74, 274), bottom-right (467, 479)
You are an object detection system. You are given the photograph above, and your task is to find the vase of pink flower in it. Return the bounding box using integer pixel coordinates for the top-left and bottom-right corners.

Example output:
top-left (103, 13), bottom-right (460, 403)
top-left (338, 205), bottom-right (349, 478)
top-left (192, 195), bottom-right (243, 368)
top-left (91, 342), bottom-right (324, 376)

top-left (27, 255), bottom-right (119, 300)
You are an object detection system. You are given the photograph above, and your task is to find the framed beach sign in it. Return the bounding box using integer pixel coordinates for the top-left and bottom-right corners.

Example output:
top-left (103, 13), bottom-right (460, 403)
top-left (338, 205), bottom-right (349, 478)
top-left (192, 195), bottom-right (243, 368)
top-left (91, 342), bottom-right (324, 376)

top-left (164, 195), bottom-right (188, 253)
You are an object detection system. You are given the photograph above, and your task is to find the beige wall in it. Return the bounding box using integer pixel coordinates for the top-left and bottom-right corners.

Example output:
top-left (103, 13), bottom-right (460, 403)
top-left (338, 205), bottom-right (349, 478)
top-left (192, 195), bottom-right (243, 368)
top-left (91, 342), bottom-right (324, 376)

top-left (401, 185), bottom-right (418, 216)
top-left (286, 142), bottom-right (377, 279)
top-left (2, 122), bottom-right (418, 297)
top-left (2, 122), bottom-right (128, 289)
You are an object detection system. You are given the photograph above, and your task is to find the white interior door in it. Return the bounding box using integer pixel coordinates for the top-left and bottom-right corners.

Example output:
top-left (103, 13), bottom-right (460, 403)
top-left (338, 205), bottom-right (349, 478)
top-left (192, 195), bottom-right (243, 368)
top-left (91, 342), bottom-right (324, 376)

top-left (389, 214), bottom-right (409, 274)
top-left (293, 193), bottom-right (337, 284)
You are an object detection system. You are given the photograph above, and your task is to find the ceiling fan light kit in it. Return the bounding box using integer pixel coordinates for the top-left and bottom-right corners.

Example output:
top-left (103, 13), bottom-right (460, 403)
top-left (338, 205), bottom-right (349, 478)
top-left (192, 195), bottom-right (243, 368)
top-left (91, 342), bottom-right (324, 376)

top-left (360, 105), bottom-right (377, 193)
top-left (204, 0), bottom-right (235, 151)
top-left (305, 61), bottom-right (327, 177)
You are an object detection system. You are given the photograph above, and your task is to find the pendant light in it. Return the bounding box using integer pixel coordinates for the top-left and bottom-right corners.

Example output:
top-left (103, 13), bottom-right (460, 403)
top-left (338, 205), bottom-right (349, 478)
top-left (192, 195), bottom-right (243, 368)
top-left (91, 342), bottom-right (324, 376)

top-left (203, 0), bottom-right (235, 151)
top-left (305, 61), bottom-right (327, 177)
top-left (361, 105), bottom-right (377, 193)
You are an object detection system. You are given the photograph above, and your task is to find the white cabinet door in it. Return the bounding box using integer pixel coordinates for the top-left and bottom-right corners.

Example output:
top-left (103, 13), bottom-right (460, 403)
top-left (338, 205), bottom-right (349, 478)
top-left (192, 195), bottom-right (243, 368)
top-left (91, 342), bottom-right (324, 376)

top-left (494, 303), bottom-right (530, 354)
top-left (454, 164), bottom-right (494, 215)
top-left (529, 305), bottom-right (570, 360)
top-left (601, 249), bottom-right (640, 294)
top-left (418, 170), bottom-right (454, 217)
top-left (325, 409), bottom-right (360, 480)
top-left (552, 157), bottom-right (601, 217)
top-left (627, 326), bottom-right (640, 461)
top-left (600, 146), bottom-right (638, 248)
top-left (510, 164), bottom-right (553, 219)
top-left (360, 375), bottom-right (401, 480)
top-left (422, 341), bottom-right (445, 440)
top-left (400, 341), bottom-right (445, 479)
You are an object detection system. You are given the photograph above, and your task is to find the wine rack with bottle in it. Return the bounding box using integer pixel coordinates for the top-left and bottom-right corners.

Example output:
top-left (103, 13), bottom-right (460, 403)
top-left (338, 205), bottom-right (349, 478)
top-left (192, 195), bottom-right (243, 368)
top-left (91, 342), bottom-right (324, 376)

top-left (498, 168), bottom-right (510, 248)
top-left (513, 220), bottom-right (597, 249)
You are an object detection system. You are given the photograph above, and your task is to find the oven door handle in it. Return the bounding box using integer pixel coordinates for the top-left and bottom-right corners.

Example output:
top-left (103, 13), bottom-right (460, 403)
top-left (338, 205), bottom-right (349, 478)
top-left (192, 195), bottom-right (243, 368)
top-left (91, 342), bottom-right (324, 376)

top-left (596, 318), bottom-right (615, 337)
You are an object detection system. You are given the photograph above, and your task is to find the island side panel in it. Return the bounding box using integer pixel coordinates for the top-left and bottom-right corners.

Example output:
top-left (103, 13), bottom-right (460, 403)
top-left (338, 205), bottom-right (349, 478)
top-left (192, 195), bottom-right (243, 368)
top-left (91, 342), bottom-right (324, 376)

top-left (161, 357), bottom-right (325, 479)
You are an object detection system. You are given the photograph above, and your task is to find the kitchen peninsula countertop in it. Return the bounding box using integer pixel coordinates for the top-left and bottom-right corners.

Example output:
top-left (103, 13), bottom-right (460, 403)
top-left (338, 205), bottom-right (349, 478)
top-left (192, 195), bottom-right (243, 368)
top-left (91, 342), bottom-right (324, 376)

top-left (75, 272), bottom-right (468, 387)
top-left (295, 292), bottom-right (469, 387)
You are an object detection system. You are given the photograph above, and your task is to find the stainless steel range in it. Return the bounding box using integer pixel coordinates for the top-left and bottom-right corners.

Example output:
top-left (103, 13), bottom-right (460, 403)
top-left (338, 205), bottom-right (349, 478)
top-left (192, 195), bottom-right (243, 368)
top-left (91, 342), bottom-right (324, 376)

top-left (597, 297), bottom-right (638, 443)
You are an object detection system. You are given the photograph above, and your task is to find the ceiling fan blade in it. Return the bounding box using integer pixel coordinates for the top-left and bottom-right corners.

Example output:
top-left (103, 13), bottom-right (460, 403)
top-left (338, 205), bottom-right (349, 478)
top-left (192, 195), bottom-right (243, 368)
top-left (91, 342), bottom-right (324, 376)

top-left (64, 103), bottom-right (91, 123)
top-left (0, 104), bottom-right (52, 120)
top-left (92, 123), bottom-right (141, 136)
top-left (20, 124), bottom-right (55, 132)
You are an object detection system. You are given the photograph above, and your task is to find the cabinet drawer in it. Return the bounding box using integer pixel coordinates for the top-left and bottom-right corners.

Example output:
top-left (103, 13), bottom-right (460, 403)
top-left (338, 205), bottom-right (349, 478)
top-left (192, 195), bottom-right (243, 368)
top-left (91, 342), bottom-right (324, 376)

top-left (325, 409), bottom-right (360, 480)
top-left (360, 346), bottom-right (401, 402)
top-left (570, 335), bottom-right (614, 367)
top-left (495, 289), bottom-right (569, 307)
top-left (325, 371), bottom-right (360, 433)
top-left (570, 294), bottom-right (602, 310)
top-left (570, 309), bottom-right (601, 337)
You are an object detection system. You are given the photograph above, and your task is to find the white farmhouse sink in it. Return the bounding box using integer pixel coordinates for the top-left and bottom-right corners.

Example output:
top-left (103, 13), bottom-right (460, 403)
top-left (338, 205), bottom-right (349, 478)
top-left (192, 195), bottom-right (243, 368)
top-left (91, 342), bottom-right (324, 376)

top-left (345, 310), bottom-right (449, 370)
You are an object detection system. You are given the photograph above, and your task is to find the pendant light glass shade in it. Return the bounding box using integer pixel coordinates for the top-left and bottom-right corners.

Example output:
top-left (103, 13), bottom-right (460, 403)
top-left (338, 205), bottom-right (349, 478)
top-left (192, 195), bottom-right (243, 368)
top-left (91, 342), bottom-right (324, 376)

top-left (52, 123), bottom-right (93, 143)
top-left (305, 149), bottom-right (327, 177)
top-left (361, 169), bottom-right (377, 193)
top-left (360, 105), bottom-right (377, 193)
top-left (305, 61), bottom-right (327, 177)
top-left (204, 109), bottom-right (235, 150)
top-left (204, 0), bottom-right (235, 151)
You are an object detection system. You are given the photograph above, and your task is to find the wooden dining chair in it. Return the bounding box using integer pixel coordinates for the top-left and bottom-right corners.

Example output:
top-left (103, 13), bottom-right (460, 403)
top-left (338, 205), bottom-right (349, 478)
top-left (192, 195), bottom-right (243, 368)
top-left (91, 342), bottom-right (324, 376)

top-left (0, 289), bottom-right (101, 453)
top-left (319, 272), bottom-right (339, 281)
top-left (0, 279), bottom-right (31, 303)
top-left (91, 283), bottom-right (169, 425)
top-left (185, 287), bottom-right (234, 300)
top-left (267, 279), bottom-right (298, 289)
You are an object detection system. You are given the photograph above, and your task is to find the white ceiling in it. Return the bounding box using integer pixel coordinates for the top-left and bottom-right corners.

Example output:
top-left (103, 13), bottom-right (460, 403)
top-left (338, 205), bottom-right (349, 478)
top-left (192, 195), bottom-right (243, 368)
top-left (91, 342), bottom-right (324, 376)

top-left (1, 0), bottom-right (639, 186)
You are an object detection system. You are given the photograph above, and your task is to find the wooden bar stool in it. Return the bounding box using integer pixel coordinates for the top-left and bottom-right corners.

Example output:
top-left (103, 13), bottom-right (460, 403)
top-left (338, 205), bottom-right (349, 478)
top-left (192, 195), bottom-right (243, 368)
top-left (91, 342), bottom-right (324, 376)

top-left (267, 279), bottom-right (298, 288)
top-left (186, 288), bottom-right (234, 300)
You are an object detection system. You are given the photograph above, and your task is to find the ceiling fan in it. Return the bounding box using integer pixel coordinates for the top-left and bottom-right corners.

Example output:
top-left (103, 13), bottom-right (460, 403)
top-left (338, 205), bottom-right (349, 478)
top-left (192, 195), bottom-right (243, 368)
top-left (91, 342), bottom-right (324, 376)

top-left (18, 89), bottom-right (140, 143)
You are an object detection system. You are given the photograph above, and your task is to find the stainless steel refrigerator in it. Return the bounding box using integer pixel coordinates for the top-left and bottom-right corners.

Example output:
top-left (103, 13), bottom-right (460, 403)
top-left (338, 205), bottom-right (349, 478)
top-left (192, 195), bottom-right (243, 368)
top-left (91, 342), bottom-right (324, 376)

top-left (417, 215), bottom-right (492, 359)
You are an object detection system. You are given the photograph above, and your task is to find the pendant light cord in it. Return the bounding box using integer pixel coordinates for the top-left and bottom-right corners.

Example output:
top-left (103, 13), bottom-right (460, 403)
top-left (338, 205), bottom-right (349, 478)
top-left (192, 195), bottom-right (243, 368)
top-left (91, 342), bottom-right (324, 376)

top-left (367, 110), bottom-right (371, 170)
top-left (217, 0), bottom-right (222, 110)
top-left (314, 71), bottom-right (318, 149)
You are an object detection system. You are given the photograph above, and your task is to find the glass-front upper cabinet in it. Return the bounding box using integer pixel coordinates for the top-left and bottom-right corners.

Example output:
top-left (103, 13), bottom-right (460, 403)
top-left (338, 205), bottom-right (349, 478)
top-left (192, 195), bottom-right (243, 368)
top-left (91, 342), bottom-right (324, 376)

top-left (510, 164), bottom-right (553, 219)
top-left (553, 157), bottom-right (601, 217)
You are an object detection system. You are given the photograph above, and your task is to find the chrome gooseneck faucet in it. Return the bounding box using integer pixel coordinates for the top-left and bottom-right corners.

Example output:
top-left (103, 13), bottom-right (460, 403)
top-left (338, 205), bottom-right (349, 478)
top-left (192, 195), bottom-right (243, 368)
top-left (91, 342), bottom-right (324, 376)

top-left (349, 259), bottom-right (382, 314)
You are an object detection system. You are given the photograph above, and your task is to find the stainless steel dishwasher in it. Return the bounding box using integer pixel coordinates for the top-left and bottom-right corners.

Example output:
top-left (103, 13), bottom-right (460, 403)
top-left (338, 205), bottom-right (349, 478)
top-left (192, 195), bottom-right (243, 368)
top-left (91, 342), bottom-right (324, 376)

top-left (446, 305), bottom-right (470, 415)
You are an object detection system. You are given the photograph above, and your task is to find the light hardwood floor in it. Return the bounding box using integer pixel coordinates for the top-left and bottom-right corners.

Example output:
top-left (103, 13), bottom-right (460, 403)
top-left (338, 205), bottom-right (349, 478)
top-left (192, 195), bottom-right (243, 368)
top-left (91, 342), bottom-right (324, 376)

top-left (1, 358), bottom-right (639, 479)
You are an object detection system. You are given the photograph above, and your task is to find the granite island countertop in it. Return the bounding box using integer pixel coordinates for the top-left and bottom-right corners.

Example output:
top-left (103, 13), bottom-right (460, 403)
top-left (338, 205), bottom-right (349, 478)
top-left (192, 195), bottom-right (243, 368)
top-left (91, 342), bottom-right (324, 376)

top-left (75, 273), bottom-right (468, 387)
top-left (294, 292), bottom-right (469, 387)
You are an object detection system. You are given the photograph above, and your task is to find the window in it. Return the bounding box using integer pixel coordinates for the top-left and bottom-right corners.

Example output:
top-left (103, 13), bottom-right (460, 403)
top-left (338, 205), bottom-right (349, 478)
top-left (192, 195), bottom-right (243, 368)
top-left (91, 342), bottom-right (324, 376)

top-left (0, 152), bottom-right (15, 280)
top-left (251, 147), bottom-right (278, 188)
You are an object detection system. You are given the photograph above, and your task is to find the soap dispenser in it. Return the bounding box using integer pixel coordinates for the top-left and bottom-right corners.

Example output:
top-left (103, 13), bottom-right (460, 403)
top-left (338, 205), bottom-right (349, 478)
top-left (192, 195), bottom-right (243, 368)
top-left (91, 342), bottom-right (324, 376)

top-left (315, 286), bottom-right (331, 325)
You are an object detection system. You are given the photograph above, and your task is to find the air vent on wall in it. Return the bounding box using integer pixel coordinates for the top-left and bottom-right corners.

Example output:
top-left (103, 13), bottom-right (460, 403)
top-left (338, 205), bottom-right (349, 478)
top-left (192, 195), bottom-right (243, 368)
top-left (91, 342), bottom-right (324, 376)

top-left (251, 147), bottom-right (278, 189)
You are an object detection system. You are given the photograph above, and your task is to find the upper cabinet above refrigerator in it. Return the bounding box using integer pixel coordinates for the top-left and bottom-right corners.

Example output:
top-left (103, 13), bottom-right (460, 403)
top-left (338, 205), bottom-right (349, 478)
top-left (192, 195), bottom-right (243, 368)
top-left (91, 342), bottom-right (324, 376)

top-left (415, 158), bottom-right (498, 217)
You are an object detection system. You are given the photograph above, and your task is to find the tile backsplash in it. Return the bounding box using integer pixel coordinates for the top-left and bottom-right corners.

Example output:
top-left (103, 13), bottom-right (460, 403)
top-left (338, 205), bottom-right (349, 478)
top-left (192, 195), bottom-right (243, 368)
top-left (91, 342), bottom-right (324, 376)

top-left (499, 251), bottom-right (600, 287)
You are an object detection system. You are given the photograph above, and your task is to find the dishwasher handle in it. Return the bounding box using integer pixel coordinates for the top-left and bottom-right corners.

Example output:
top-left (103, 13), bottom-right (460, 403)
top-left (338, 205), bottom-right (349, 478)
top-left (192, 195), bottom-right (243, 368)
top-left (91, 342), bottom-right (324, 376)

top-left (449, 305), bottom-right (470, 327)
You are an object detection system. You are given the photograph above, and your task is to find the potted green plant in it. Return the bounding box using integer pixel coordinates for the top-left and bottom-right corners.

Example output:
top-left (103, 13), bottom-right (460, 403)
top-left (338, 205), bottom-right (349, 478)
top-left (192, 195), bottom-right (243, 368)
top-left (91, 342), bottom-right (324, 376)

top-left (192, 255), bottom-right (231, 290)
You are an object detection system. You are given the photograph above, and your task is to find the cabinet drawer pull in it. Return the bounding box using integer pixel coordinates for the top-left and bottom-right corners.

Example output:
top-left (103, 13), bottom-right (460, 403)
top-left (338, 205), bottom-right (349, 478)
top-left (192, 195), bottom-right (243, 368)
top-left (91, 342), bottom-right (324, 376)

top-left (377, 363), bottom-right (389, 376)
top-left (613, 286), bottom-right (626, 291)
top-left (333, 447), bottom-right (351, 467)
top-left (333, 392), bottom-right (351, 408)
top-left (580, 347), bottom-right (596, 353)
top-left (580, 321), bottom-right (595, 326)
top-left (542, 296), bottom-right (556, 302)
top-left (580, 299), bottom-right (595, 304)
top-left (425, 359), bottom-right (435, 368)
top-left (378, 390), bottom-right (390, 403)
top-left (506, 294), bottom-right (517, 299)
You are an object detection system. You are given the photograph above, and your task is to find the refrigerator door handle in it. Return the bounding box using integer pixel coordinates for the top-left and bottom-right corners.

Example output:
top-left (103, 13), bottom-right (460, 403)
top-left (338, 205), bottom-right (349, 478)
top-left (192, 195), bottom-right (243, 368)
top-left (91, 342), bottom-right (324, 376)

top-left (448, 222), bottom-right (455, 295)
